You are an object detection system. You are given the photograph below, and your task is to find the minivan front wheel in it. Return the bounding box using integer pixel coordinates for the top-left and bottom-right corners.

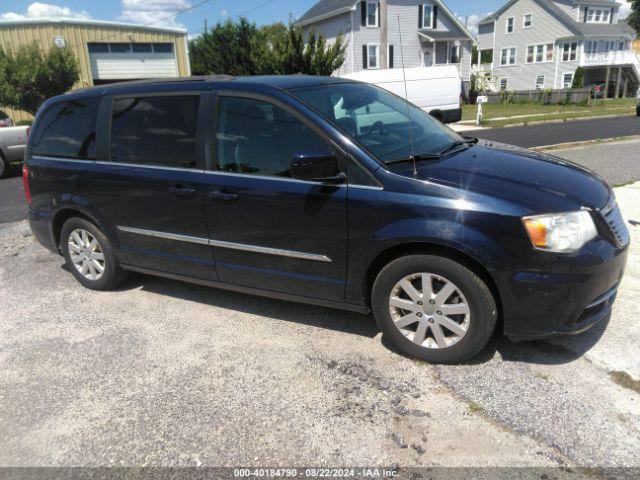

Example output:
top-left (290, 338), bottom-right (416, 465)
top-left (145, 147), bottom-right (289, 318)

top-left (61, 217), bottom-right (127, 290)
top-left (372, 255), bottom-right (497, 363)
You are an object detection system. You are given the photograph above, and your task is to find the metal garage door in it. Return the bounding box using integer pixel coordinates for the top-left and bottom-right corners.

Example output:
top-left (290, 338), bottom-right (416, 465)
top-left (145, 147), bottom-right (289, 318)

top-left (88, 42), bottom-right (178, 82)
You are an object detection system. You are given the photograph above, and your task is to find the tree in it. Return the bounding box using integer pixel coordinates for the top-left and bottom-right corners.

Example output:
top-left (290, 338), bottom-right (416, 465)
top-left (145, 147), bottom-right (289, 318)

top-left (0, 43), bottom-right (79, 115)
top-left (189, 19), bottom-right (347, 77)
top-left (627, 0), bottom-right (640, 34)
top-left (190, 18), bottom-right (271, 76)
top-left (572, 66), bottom-right (585, 88)
top-left (279, 26), bottom-right (347, 76)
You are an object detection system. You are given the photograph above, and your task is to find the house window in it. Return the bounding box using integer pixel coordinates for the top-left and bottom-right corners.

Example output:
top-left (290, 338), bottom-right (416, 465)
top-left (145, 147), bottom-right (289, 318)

top-left (421, 4), bottom-right (434, 29)
top-left (499, 77), bottom-right (509, 90)
top-left (526, 43), bottom-right (554, 63)
top-left (506, 16), bottom-right (514, 34)
top-left (523, 14), bottom-right (532, 28)
top-left (449, 43), bottom-right (460, 64)
top-left (562, 72), bottom-right (574, 88)
top-left (366, 1), bottom-right (379, 27)
top-left (500, 47), bottom-right (516, 66)
top-left (562, 42), bottom-right (578, 61)
top-left (367, 44), bottom-right (380, 68)
top-left (586, 40), bottom-right (598, 55)
top-left (535, 75), bottom-right (545, 89)
top-left (586, 8), bottom-right (610, 23)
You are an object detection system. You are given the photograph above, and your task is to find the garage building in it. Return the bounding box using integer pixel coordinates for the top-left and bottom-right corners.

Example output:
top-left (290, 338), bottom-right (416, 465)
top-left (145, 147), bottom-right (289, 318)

top-left (0, 17), bottom-right (190, 122)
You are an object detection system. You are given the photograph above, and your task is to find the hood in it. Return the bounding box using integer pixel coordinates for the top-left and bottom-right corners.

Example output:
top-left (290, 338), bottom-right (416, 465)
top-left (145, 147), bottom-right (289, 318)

top-left (387, 140), bottom-right (611, 215)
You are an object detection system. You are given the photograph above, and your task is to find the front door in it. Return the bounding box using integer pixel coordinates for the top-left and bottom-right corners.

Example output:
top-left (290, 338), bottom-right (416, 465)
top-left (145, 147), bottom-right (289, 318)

top-left (91, 93), bottom-right (217, 281)
top-left (202, 93), bottom-right (348, 301)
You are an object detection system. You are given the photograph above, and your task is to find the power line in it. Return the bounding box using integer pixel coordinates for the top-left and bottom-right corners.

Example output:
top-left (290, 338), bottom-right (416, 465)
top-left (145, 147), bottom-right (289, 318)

top-left (193, 0), bottom-right (279, 36)
top-left (64, 0), bottom-right (212, 50)
top-left (237, 0), bottom-right (277, 18)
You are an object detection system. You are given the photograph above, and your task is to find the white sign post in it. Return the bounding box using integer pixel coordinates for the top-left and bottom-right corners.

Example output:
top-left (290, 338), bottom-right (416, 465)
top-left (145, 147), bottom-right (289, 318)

top-left (476, 95), bottom-right (488, 126)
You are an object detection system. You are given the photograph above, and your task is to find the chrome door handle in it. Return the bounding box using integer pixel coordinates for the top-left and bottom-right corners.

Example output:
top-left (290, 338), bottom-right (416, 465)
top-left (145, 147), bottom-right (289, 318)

top-left (209, 190), bottom-right (239, 202)
top-left (169, 186), bottom-right (197, 197)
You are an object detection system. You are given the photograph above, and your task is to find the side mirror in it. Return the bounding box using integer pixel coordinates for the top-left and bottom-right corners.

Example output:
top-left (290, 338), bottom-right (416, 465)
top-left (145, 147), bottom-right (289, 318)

top-left (291, 151), bottom-right (346, 184)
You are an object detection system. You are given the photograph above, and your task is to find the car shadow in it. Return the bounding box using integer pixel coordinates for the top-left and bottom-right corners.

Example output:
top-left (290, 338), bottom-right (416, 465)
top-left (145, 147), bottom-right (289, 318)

top-left (119, 271), bottom-right (380, 339)
top-left (460, 312), bottom-right (611, 366)
top-left (62, 264), bottom-right (611, 362)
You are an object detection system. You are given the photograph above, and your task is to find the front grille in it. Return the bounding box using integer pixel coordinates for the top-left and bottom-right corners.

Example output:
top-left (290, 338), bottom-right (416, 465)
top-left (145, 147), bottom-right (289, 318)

top-left (602, 199), bottom-right (629, 247)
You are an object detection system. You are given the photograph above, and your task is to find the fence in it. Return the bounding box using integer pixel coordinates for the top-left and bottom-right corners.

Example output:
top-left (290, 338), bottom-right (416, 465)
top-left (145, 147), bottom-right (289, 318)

top-left (482, 88), bottom-right (591, 105)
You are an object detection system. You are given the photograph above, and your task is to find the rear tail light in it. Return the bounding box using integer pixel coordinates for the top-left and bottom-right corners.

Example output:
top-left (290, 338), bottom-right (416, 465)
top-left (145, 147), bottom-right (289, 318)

top-left (22, 163), bottom-right (32, 205)
top-left (26, 126), bottom-right (31, 138)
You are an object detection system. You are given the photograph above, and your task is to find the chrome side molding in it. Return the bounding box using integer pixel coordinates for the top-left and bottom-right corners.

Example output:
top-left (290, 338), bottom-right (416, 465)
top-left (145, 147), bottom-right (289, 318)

top-left (117, 226), bottom-right (332, 263)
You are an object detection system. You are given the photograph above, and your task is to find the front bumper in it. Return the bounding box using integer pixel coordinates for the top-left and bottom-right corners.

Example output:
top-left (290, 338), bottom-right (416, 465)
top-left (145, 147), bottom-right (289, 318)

top-left (494, 237), bottom-right (629, 339)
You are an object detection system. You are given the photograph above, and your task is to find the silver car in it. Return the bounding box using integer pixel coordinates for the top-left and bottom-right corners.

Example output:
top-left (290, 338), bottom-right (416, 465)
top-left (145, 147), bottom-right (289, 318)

top-left (0, 113), bottom-right (28, 178)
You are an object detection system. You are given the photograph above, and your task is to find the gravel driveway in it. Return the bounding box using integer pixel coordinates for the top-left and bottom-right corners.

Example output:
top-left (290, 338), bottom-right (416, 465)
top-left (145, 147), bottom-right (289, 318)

top-left (1, 163), bottom-right (639, 472)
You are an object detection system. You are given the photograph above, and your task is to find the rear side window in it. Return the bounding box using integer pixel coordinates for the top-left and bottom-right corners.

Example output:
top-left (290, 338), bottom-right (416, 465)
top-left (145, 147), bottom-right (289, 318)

top-left (110, 95), bottom-right (200, 169)
top-left (31, 98), bottom-right (100, 160)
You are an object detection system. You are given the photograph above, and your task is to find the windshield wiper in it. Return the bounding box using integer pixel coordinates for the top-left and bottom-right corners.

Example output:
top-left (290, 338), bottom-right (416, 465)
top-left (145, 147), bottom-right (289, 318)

top-left (385, 152), bottom-right (443, 165)
top-left (438, 137), bottom-right (478, 155)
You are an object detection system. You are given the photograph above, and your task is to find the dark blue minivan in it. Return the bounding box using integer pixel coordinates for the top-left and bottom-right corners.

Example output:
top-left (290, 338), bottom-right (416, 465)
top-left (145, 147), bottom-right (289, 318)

top-left (24, 75), bottom-right (629, 363)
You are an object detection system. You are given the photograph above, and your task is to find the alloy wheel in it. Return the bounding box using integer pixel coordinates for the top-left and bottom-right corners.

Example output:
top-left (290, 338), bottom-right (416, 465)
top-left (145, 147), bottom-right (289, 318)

top-left (68, 229), bottom-right (105, 281)
top-left (389, 272), bottom-right (471, 349)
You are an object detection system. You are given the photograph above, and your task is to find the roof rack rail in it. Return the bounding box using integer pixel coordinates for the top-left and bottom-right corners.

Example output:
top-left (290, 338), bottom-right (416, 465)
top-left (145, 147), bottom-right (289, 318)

top-left (73, 74), bottom-right (235, 93)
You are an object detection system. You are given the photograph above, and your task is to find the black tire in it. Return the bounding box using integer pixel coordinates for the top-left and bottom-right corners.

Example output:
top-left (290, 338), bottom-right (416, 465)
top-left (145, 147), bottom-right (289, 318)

top-left (0, 153), bottom-right (7, 179)
top-left (372, 254), bottom-right (497, 364)
top-left (60, 217), bottom-right (127, 290)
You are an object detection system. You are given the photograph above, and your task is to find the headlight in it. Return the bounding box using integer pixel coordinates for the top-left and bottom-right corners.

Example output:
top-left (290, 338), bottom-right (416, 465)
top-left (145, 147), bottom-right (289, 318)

top-left (522, 211), bottom-right (597, 253)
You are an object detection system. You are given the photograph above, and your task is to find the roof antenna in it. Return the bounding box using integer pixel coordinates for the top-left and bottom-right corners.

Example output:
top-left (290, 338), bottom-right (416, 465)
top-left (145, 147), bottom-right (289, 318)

top-left (397, 13), bottom-right (417, 176)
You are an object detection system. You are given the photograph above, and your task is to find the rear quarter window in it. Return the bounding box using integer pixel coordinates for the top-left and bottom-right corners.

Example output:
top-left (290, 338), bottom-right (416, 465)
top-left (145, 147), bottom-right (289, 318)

top-left (31, 98), bottom-right (100, 160)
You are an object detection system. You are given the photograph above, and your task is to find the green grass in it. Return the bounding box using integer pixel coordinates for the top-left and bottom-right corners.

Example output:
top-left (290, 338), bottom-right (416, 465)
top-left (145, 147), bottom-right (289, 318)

top-left (462, 98), bottom-right (636, 127)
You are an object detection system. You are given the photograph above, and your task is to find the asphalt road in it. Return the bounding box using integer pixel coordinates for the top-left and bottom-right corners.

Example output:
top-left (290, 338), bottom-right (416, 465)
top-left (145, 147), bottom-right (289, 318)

top-left (468, 114), bottom-right (640, 148)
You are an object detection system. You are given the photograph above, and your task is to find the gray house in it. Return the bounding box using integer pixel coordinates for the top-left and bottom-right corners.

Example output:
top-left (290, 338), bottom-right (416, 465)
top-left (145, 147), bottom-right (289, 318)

top-left (477, 0), bottom-right (638, 95)
top-left (297, 0), bottom-right (475, 93)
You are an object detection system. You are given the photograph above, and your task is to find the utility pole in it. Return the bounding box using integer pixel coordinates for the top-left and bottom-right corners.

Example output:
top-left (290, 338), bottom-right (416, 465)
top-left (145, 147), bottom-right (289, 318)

top-left (204, 18), bottom-right (208, 34)
top-left (380, 0), bottom-right (388, 69)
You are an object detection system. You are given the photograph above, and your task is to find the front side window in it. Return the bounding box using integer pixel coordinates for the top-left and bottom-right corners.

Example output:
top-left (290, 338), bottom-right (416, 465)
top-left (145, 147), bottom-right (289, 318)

top-left (500, 47), bottom-right (516, 65)
top-left (290, 83), bottom-right (462, 164)
top-left (367, 44), bottom-right (380, 68)
top-left (366, 1), bottom-right (379, 27)
top-left (215, 96), bottom-right (329, 178)
top-left (32, 98), bottom-right (100, 160)
top-left (110, 95), bottom-right (200, 168)
top-left (506, 17), bottom-right (514, 33)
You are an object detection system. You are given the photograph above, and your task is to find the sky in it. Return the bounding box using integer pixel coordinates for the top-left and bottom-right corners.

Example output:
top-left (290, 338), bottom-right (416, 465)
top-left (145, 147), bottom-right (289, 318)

top-left (0, 0), bottom-right (633, 38)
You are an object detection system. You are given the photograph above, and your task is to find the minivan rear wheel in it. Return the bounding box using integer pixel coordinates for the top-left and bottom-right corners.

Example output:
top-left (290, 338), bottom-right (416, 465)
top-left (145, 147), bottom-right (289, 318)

top-left (61, 217), bottom-right (127, 290)
top-left (372, 254), bottom-right (497, 363)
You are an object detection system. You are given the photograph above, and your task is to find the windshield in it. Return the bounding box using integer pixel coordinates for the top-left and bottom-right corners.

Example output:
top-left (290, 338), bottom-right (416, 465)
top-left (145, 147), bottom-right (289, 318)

top-left (289, 82), bottom-right (463, 163)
